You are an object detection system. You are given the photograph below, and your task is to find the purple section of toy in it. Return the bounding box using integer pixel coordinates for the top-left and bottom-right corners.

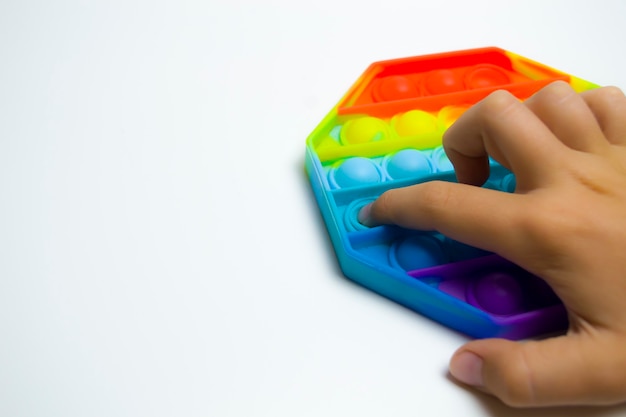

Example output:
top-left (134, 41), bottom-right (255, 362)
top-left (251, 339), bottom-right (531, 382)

top-left (408, 255), bottom-right (567, 335)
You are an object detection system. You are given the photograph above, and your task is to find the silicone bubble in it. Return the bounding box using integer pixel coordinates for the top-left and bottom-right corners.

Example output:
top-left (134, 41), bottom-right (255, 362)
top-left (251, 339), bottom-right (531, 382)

top-left (500, 174), bottom-right (517, 193)
top-left (375, 75), bottom-right (418, 101)
top-left (483, 180), bottom-right (500, 190)
top-left (390, 235), bottom-right (447, 271)
top-left (465, 65), bottom-right (510, 89)
top-left (393, 110), bottom-right (439, 137)
top-left (340, 117), bottom-right (389, 145)
top-left (471, 272), bottom-right (525, 315)
top-left (438, 105), bottom-right (468, 128)
top-left (424, 69), bottom-right (465, 95)
top-left (331, 157), bottom-right (382, 188)
top-left (385, 149), bottom-right (433, 179)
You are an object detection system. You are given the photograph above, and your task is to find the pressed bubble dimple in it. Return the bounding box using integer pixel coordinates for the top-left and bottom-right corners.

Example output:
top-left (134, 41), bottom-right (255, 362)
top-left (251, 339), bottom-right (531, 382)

top-left (332, 157), bottom-right (382, 188)
top-left (344, 198), bottom-right (376, 231)
top-left (385, 149), bottom-right (433, 179)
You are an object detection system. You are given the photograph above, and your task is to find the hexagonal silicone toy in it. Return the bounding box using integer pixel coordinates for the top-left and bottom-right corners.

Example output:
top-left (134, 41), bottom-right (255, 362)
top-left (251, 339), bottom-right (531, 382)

top-left (304, 47), bottom-right (598, 339)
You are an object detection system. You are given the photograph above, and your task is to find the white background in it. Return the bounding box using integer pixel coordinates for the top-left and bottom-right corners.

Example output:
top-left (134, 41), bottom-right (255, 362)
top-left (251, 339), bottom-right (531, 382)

top-left (1, 1), bottom-right (626, 416)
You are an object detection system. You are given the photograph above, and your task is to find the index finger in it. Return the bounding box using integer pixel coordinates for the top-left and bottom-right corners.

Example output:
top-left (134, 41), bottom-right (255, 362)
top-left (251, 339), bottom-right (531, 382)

top-left (360, 181), bottom-right (524, 256)
top-left (444, 89), bottom-right (568, 191)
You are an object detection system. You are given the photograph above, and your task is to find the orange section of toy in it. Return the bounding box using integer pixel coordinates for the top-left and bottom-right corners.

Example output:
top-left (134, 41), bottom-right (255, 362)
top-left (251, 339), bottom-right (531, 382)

top-left (337, 47), bottom-right (569, 118)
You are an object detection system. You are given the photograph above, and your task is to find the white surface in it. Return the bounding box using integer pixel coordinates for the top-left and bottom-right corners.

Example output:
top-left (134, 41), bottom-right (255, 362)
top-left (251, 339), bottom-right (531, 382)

top-left (2, 1), bottom-right (626, 416)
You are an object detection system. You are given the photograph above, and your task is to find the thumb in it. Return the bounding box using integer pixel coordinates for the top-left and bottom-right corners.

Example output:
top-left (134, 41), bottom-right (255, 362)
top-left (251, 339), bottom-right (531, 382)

top-left (449, 334), bottom-right (626, 407)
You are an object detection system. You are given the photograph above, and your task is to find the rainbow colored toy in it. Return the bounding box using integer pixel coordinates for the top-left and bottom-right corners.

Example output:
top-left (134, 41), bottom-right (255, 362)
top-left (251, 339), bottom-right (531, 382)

top-left (305, 47), bottom-right (599, 339)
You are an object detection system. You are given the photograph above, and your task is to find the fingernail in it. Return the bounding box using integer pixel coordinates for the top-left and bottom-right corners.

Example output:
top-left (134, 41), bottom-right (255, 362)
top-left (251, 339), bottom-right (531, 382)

top-left (357, 203), bottom-right (373, 227)
top-left (450, 351), bottom-right (484, 387)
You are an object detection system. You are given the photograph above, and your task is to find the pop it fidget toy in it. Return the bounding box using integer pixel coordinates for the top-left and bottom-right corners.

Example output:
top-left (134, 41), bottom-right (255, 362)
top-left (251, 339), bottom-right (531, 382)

top-left (305, 47), bottom-right (600, 339)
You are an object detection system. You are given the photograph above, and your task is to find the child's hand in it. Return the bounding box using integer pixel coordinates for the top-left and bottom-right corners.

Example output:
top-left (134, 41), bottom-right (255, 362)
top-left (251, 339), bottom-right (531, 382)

top-left (359, 81), bottom-right (626, 407)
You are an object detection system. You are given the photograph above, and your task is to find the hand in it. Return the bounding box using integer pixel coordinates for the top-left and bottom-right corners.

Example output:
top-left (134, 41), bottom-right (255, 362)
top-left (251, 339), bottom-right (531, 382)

top-left (359, 81), bottom-right (626, 407)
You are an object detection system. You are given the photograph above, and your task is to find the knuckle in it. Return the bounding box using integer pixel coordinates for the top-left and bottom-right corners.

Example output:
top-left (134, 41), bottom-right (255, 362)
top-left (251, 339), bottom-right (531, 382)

top-left (532, 80), bottom-right (577, 107)
top-left (419, 181), bottom-right (452, 211)
top-left (497, 350), bottom-right (538, 407)
top-left (543, 79), bottom-right (573, 95)
top-left (485, 88), bottom-right (517, 103)
top-left (483, 343), bottom-right (538, 407)
top-left (372, 181), bottom-right (451, 227)
top-left (412, 181), bottom-right (453, 226)
top-left (582, 85), bottom-right (626, 109)
top-left (598, 85), bottom-right (625, 98)
top-left (595, 85), bottom-right (626, 104)
top-left (479, 89), bottom-right (522, 121)
top-left (482, 89), bottom-right (518, 111)
top-left (516, 197), bottom-right (572, 246)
